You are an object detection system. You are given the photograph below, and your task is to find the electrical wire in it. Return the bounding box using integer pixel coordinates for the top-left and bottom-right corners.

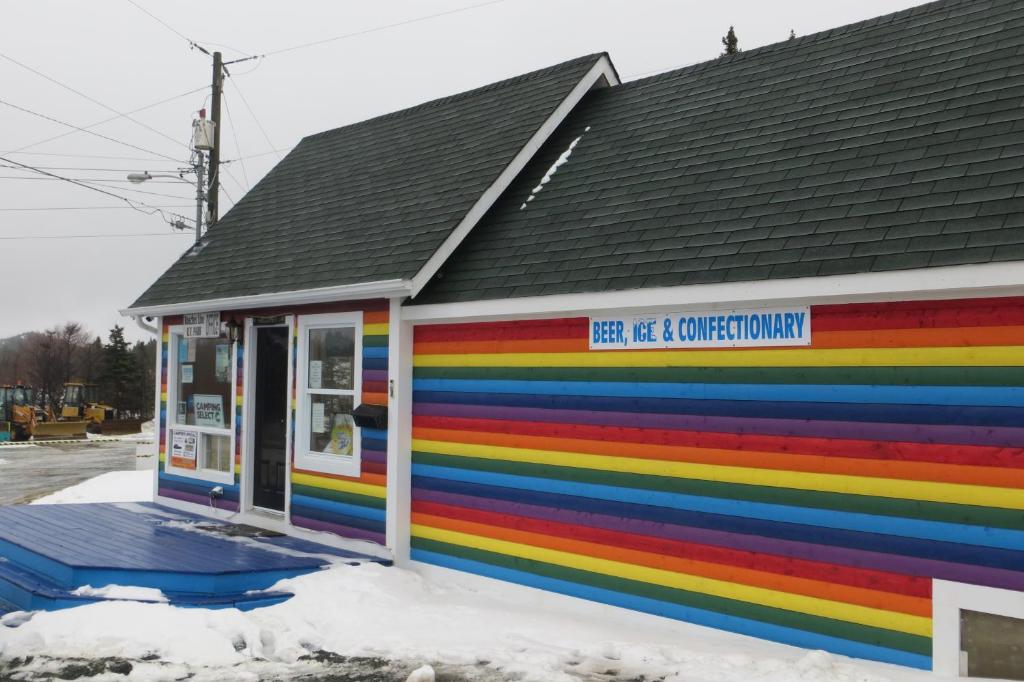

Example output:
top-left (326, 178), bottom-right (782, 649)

top-left (0, 233), bottom-right (192, 241)
top-left (0, 205), bottom-right (193, 211)
top-left (0, 151), bottom-right (185, 162)
top-left (10, 85), bottom-right (207, 155)
top-left (0, 174), bottom-right (192, 186)
top-left (227, 79), bottom-right (279, 162)
top-left (221, 93), bottom-right (250, 189)
top-left (0, 52), bottom-right (192, 152)
top-left (0, 155), bottom-right (193, 225)
top-left (0, 164), bottom-right (190, 174)
top-left (0, 98), bottom-right (185, 163)
top-left (224, 0), bottom-right (507, 65)
top-left (223, 147), bottom-right (290, 163)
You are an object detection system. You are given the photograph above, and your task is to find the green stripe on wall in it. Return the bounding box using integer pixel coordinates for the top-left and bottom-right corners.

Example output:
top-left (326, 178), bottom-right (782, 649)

top-left (292, 483), bottom-right (386, 510)
top-left (412, 451), bottom-right (1024, 531)
top-left (412, 537), bottom-right (931, 656)
top-left (364, 335), bottom-right (389, 347)
top-left (413, 365), bottom-right (1024, 387)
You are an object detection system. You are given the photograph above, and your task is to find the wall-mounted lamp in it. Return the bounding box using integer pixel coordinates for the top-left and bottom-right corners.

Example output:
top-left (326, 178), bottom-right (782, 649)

top-left (225, 319), bottom-right (243, 343)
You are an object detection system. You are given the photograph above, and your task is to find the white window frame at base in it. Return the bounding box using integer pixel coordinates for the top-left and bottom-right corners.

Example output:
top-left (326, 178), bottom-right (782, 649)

top-left (164, 324), bottom-right (236, 486)
top-left (295, 311), bottom-right (363, 478)
top-left (932, 579), bottom-right (1024, 676)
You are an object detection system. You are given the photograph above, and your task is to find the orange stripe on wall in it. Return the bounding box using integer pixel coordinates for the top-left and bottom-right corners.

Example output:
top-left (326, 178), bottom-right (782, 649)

top-left (412, 511), bottom-right (932, 618)
top-left (365, 310), bottom-right (389, 325)
top-left (292, 467), bottom-right (387, 487)
top-left (412, 426), bottom-right (1024, 490)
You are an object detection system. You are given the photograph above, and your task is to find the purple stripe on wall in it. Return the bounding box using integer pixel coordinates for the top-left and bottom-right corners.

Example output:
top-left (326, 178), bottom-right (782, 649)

top-left (414, 402), bottom-right (1024, 448)
top-left (414, 488), bottom-right (1024, 592)
top-left (158, 486), bottom-right (241, 512)
top-left (291, 515), bottom-right (386, 545)
top-left (364, 369), bottom-right (388, 382)
top-left (361, 448), bottom-right (387, 464)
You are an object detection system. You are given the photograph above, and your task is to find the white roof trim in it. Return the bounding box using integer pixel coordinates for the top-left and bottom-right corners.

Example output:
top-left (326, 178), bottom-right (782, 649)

top-left (401, 262), bottom-right (1024, 323)
top-left (122, 279), bottom-right (411, 317)
top-left (408, 54), bottom-right (620, 298)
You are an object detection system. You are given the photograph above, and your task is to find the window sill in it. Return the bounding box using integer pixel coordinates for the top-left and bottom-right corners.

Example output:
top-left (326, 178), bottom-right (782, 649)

top-left (163, 464), bottom-right (236, 486)
top-left (294, 451), bottom-right (361, 478)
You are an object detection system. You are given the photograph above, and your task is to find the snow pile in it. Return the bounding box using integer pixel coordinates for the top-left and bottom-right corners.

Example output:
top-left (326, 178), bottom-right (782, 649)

top-left (71, 585), bottom-right (168, 603)
top-left (0, 562), bottom-right (932, 681)
top-left (0, 458), bottom-right (7, 465)
top-left (520, 126), bottom-right (590, 209)
top-left (30, 470), bottom-right (151, 505)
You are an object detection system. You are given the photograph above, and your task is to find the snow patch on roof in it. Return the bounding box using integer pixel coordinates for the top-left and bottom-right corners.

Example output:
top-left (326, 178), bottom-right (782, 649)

top-left (520, 126), bottom-right (590, 210)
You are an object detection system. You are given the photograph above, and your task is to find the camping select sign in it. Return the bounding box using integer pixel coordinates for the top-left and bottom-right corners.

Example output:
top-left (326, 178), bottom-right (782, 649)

top-left (589, 306), bottom-right (811, 350)
top-left (183, 312), bottom-right (221, 338)
top-left (192, 394), bottom-right (225, 429)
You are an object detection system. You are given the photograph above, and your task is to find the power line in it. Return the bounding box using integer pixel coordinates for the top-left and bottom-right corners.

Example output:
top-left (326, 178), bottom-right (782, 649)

top-left (0, 233), bottom-right (192, 241)
top-left (0, 98), bottom-right (185, 163)
top-left (224, 147), bottom-right (290, 163)
top-left (123, 0), bottom-right (192, 44)
top-left (10, 85), bottom-right (206, 155)
top-left (0, 174), bottom-right (191, 186)
top-left (0, 164), bottom-right (188, 173)
top-left (227, 78), bottom-right (279, 162)
top-left (0, 151), bottom-right (184, 163)
top-left (225, 0), bottom-right (507, 65)
top-left (0, 51), bottom-right (192, 152)
top-left (0, 155), bottom-right (193, 225)
top-left (0, 205), bottom-right (192, 211)
top-left (222, 92), bottom-right (250, 189)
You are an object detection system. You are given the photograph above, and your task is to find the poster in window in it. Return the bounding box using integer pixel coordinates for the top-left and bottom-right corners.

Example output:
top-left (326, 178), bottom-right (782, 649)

top-left (181, 364), bottom-right (194, 384)
top-left (309, 360), bottom-right (323, 389)
top-left (326, 413), bottom-right (354, 456)
top-left (170, 430), bottom-right (197, 470)
top-left (193, 394), bottom-right (225, 428)
top-left (178, 338), bottom-right (189, 363)
top-left (176, 402), bottom-right (187, 424)
top-left (311, 402), bottom-right (326, 433)
top-left (215, 344), bottom-right (231, 383)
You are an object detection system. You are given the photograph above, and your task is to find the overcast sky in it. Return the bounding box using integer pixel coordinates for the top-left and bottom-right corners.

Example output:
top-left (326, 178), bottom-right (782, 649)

top-left (2, 0), bottom-right (925, 343)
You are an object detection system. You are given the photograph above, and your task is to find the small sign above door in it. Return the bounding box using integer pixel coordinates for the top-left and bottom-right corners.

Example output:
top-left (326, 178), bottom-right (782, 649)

top-left (184, 312), bottom-right (221, 338)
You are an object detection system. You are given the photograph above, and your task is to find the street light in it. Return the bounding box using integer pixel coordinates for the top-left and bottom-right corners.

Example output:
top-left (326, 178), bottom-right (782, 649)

top-left (126, 170), bottom-right (203, 243)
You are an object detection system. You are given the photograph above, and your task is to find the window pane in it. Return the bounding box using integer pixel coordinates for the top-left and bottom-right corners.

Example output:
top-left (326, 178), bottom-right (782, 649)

top-left (175, 334), bottom-right (232, 428)
top-left (307, 328), bottom-right (354, 390)
top-left (202, 433), bottom-right (232, 473)
top-left (308, 395), bottom-right (354, 456)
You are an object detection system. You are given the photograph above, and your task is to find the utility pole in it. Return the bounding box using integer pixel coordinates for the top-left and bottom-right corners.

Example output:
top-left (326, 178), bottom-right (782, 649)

top-left (208, 51), bottom-right (224, 226)
top-left (194, 144), bottom-right (205, 243)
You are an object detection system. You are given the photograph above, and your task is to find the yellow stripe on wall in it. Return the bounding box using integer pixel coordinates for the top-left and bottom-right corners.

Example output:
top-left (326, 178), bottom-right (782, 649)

top-left (411, 523), bottom-right (932, 637)
top-left (413, 438), bottom-right (1024, 511)
top-left (364, 323), bottom-right (389, 336)
top-left (413, 346), bottom-right (1024, 368)
top-left (292, 471), bottom-right (386, 499)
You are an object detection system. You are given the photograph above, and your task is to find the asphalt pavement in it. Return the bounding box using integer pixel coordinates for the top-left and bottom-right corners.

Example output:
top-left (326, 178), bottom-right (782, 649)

top-left (0, 441), bottom-right (139, 505)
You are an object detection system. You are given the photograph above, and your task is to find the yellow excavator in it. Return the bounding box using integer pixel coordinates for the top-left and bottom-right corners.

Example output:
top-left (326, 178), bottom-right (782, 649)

top-left (61, 382), bottom-right (141, 435)
top-left (0, 383), bottom-right (89, 441)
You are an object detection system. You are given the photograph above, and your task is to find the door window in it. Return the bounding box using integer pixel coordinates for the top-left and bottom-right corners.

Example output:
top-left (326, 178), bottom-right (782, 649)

top-left (296, 312), bottom-right (362, 477)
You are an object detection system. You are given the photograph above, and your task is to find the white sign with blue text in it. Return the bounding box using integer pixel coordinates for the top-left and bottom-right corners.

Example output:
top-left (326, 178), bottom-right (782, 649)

top-left (589, 306), bottom-right (811, 350)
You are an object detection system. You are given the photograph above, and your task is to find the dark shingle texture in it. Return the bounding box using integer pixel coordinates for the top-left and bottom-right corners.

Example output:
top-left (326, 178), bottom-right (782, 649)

top-left (131, 55), bottom-right (605, 307)
top-left (414, 0), bottom-right (1024, 305)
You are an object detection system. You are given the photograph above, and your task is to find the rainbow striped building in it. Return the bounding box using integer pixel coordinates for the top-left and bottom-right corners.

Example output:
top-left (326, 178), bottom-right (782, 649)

top-left (126, 0), bottom-right (1024, 675)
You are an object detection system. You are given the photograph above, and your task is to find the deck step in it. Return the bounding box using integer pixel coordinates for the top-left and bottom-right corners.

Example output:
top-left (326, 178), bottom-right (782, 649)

top-left (0, 558), bottom-right (293, 612)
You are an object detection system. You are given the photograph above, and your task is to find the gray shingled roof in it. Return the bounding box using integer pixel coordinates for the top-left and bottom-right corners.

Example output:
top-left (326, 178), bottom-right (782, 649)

top-left (413, 0), bottom-right (1024, 305)
top-left (130, 54), bottom-right (605, 308)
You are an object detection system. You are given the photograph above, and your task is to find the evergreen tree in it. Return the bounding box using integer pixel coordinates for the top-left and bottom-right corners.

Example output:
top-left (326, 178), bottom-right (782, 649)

top-left (101, 325), bottom-right (136, 418)
top-left (789, 29), bottom-right (796, 41)
top-left (722, 26), bottom-right (740, 55)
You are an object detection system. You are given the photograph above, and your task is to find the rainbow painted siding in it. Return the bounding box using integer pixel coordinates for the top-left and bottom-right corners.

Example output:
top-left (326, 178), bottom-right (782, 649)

top-left (410, 297), bottom-right (1024, 669)
top-left (289, 304), bottom-right (389, 544)
top-left (156, 317), bottom-right (244, 511)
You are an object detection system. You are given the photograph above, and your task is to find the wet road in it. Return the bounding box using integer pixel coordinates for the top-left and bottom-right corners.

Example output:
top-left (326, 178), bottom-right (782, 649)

top-left (0, 441), bottom-right (138, 505)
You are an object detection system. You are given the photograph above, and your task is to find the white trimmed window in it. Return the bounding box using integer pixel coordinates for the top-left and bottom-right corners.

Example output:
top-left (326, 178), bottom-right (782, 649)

top-left (295, 312), bottom-right (363, 477)
top-left (165, 325), bottom-right (235, 485)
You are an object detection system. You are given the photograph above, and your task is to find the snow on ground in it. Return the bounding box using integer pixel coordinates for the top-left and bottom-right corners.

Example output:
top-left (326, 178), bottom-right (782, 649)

top-left (70, 585), bottom-right (167, 603)
top-left (30, 469), bottom-right (151, 505)
top-left (3, 471), bottom-right (942, 681)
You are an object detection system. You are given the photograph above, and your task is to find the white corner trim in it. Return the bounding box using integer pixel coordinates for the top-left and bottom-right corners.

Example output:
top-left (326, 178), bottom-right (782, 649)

top-left (409, 54), bottom-right (620, 298)
top-left (402, 262), bottom-right (1024, 323)
top-left (933, 579), bottom-right (1024, 676)
top-left (121, 279), bottom-right (412, 317)
top-left (385, 297), bottom-right (413, 564)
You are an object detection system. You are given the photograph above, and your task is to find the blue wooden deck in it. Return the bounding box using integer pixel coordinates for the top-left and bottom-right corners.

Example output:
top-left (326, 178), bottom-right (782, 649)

top-left (0, 503), bottom-right (389, 613)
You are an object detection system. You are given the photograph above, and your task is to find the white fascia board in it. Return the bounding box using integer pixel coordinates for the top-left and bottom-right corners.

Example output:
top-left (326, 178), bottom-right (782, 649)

top-left (121, 279), bottom-right (411, 318)
top-left (408, 55), bottom-right (620, 298)
top-left (401, 261), bottom-right (1024, 323)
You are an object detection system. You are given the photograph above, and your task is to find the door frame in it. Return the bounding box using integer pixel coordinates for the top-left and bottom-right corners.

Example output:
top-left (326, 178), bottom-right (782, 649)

top-left (241, 315), bottom-right (294, 519)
